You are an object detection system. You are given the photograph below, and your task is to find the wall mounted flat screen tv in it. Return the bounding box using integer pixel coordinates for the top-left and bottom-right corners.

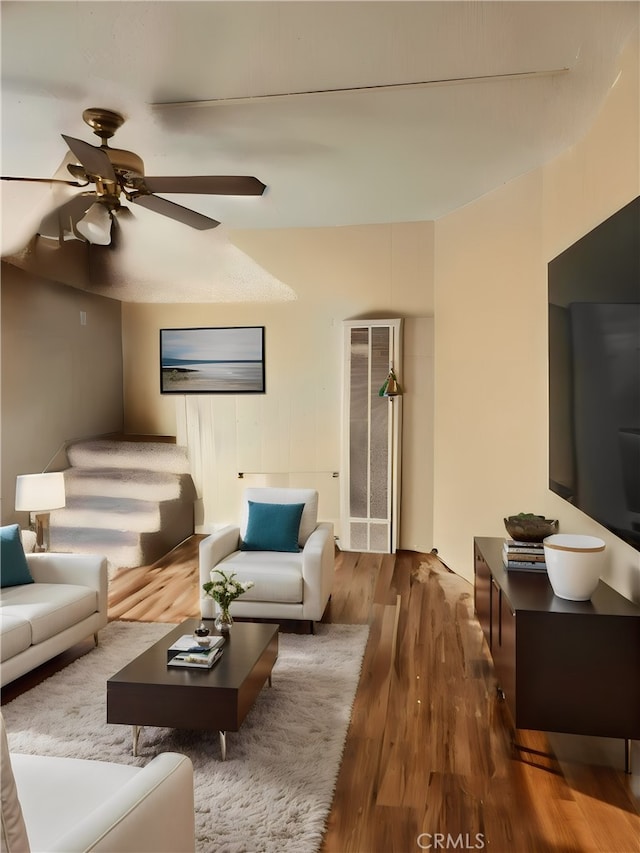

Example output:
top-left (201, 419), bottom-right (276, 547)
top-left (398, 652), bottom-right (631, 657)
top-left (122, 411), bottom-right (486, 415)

top-left (548, 196), bottom-right (640, 550)
top-left (160, 326), bottom-right (265, 394)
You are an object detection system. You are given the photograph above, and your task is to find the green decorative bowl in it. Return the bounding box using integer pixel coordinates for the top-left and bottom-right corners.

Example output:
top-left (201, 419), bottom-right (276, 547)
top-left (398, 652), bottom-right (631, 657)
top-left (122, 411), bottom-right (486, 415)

top-left (504, 514), bottom-right (559, 543)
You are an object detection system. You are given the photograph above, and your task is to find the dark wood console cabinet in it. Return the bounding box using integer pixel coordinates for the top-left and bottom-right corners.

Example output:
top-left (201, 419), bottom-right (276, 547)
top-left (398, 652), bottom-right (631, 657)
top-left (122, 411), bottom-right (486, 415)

top-left (474, 537), bottom-right (640, 771)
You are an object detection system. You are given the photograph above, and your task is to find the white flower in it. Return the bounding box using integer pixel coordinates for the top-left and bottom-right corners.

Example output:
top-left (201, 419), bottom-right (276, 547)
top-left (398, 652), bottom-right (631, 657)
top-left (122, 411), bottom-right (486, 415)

top-left (202, 570), bottom-right (255, 608)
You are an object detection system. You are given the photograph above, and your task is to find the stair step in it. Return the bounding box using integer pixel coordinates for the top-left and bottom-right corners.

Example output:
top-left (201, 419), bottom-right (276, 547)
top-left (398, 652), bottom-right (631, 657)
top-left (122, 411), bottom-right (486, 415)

top-left (67, 440), bottom-right (191, 474)
top-left (51, 496), bottom-right (164, 532)
top-left (63, 468), bottom-right (196, 502)
top-left (49, 528), bottom-right (160, 571)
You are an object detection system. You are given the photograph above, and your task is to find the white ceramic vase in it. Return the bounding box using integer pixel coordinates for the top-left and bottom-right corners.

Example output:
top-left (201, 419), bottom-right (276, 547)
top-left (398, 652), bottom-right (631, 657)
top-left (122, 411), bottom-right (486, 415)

top-left (543, 533), bottom-right (606, 601)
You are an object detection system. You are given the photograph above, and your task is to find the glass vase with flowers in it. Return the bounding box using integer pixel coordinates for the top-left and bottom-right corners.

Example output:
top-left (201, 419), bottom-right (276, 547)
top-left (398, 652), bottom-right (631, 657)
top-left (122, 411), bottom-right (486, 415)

top-left (202, 569), bottom-right (254, 632)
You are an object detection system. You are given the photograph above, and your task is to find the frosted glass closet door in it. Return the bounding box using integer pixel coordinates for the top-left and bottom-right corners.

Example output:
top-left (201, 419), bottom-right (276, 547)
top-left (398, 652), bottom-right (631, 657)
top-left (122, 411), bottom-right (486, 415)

top-left (342, 320), bottom-right (402, 553)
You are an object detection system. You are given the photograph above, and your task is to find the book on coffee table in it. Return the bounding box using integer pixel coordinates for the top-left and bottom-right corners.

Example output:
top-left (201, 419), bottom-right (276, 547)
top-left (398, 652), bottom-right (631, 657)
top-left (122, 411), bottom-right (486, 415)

top-left (167, 634), bottom-right (224, 662)
top-left (167, 646), bottom-right (224, 669)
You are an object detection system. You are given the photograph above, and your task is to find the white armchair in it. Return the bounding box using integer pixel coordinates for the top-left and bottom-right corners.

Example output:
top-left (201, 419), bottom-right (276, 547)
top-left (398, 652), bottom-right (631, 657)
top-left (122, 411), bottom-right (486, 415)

top-left (199, 488), bottom-right (334, 632)
top-left (1, 712), bottom-right (196, 853)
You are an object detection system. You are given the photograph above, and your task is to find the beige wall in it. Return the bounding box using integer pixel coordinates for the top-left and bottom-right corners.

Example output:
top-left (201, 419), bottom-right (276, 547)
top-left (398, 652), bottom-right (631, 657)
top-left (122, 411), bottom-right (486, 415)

top-left (433, 31), bottom-right (640, 597)
top-left (1, 263), bottom-right (124, 523)
top-left (122, 221), bottom-right (436, 549)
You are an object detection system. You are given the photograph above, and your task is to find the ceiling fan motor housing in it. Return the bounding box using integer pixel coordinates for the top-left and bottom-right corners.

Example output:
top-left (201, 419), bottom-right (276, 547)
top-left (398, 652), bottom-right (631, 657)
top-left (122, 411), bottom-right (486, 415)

top-left (81, 109), bottom-right (145, 185)
top-left (105, 148), bottom-right (145, 184)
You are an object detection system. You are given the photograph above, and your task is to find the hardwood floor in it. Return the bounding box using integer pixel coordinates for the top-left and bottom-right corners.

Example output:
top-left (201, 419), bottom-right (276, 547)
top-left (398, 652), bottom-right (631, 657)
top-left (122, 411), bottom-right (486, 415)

top-left (322, 551), bottom-right (640, 853)
top-left (3, 536), bottom-right (639, 851)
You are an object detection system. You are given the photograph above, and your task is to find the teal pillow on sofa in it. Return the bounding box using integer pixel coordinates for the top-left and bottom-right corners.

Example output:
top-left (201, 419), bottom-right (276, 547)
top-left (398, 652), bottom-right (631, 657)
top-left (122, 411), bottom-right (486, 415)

top-left (0, 524), bottom-right (34, 588)
top-left (240, 501), bottom-right (305, 553)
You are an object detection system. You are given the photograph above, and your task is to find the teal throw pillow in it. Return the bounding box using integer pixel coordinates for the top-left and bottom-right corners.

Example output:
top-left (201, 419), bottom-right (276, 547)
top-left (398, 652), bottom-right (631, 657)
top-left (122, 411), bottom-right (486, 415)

top-left (241, 501), bottom-right (305, 553)
top-left (1, 524), bottom-right (34, 588)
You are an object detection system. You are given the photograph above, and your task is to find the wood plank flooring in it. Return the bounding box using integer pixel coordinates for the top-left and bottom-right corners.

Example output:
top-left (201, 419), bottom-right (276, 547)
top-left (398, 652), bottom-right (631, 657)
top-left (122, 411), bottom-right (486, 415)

top-left (3, 537), bottom-right (639, 851)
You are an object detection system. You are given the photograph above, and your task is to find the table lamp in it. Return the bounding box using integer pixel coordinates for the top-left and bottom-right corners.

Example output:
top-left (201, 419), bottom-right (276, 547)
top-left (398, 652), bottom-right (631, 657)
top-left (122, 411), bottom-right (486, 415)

top-left (15, 472), bottom-right (66, 552)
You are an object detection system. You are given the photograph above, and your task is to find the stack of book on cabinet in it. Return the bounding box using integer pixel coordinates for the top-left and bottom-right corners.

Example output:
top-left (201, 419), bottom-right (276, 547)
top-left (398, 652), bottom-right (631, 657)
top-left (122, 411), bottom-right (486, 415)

top-left (502, 539), bottom-right (547, 571)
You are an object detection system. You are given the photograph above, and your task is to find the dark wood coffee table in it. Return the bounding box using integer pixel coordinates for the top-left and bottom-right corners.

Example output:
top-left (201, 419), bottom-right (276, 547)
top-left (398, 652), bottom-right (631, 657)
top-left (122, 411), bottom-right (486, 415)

top-left (106, 618), bottom-right (279, 760)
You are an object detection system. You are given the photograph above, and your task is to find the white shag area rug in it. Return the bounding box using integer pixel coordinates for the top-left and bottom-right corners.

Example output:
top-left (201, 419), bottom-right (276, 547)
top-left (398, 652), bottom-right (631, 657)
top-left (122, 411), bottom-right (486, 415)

top-left (3, 620), bottom-right (369, 853)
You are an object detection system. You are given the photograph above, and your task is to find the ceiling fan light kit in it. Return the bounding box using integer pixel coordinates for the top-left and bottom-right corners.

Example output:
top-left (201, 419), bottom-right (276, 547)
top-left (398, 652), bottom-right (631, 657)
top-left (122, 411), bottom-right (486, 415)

top-left (2, 107), bottom-right (267, 247)
top-left (76, 201), bottom-right (112, 245)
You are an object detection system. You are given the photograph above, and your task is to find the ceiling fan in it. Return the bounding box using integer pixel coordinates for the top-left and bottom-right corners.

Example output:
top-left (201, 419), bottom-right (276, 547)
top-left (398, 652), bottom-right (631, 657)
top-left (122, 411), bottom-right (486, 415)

top-left (1, 107), bottom-right (267, 246)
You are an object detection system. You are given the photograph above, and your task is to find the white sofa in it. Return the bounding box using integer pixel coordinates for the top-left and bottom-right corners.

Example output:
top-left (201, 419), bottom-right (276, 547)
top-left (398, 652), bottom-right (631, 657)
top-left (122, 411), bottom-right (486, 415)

top-left (0, 549), bottom-right (108, 688)
top-left (1, 711), bottom-right (196, 853)
top-left (199, 487), bottom-right (335, 631)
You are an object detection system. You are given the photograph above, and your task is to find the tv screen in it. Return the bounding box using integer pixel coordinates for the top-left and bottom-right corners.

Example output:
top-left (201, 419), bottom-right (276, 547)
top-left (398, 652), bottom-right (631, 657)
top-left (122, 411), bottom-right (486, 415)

top-left (548, 196), bottom-right (640, 550)
top-left (160, 326), bottom-right (265, 394)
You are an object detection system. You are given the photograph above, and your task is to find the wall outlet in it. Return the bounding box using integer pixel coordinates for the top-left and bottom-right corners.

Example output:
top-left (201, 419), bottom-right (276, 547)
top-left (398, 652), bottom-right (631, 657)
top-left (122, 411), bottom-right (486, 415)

top-left (80, 311), bottom-right (87, 326)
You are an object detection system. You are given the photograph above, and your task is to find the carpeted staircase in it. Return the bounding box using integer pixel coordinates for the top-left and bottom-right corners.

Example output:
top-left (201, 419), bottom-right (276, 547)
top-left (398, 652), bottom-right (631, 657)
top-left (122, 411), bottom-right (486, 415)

top-left (49, 439), bottom-right (197, 571)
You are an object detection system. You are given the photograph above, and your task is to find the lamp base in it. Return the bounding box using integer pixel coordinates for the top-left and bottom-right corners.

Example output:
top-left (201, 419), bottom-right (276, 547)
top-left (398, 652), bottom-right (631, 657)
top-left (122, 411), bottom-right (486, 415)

top-left (33, 512), bottom-right (51, 552)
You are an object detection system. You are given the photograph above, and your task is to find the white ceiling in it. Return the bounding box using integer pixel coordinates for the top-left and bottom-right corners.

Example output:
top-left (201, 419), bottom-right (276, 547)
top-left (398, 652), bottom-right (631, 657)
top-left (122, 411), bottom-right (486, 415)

top-left (1, 1), bottom-right (638, 300)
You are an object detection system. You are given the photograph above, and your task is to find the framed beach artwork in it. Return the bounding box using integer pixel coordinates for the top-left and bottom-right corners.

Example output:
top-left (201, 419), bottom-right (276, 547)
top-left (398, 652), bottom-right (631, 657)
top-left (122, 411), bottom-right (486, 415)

top-left (160, 326), bottom-right (265, 394)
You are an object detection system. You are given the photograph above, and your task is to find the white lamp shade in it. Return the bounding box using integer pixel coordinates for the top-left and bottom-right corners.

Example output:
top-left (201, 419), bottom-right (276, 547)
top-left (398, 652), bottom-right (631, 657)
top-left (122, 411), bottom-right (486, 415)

top-left (76, 202), bottom-right (112, 245)
top-left (15, 472), bottom-right (66, 511)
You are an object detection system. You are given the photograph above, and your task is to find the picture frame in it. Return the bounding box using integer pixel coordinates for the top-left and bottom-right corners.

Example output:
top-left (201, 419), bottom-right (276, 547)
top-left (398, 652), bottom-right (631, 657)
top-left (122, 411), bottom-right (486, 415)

top-left (160, 326), bottom-right (265, 394)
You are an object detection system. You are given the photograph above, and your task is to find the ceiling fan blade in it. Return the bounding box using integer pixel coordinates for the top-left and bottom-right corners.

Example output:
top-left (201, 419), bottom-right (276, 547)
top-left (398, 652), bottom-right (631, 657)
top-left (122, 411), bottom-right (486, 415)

top-left (130, 194), bottom-right (220, 230)
top-left (61, 134), bottom-right (117, 183)
top-left (37, 193), bottom-right (96, 239)
top-left (1, 175), bottom-right (84, 186)
top-left (143, 175), bottom-right (266, 196)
